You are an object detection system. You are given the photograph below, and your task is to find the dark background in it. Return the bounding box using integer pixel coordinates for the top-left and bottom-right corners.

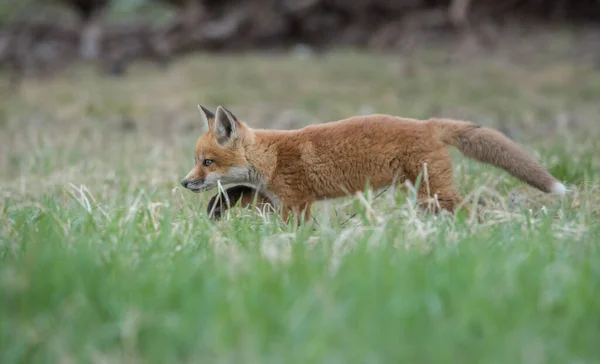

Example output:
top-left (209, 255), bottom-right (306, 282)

top-left (2, 0), bottom-right (600, 80)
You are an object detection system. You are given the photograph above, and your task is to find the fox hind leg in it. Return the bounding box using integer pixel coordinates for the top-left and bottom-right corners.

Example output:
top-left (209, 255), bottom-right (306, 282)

top-left (412, 153), bottom-right (462, 214)
top-left (417, 187), bottom-right (461, 213)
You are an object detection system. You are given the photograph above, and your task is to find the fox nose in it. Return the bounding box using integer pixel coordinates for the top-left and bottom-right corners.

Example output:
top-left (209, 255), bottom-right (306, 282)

top-left (181, 179), bottom-right (189, 188)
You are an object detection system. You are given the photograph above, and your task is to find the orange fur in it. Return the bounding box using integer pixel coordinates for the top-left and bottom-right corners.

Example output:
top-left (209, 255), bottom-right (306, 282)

top-left (182, 105), bottom-right (567, 225)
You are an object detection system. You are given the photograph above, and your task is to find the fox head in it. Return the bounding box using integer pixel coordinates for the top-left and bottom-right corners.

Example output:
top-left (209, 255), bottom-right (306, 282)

top-left (181, 105), bottom-right (252, 193)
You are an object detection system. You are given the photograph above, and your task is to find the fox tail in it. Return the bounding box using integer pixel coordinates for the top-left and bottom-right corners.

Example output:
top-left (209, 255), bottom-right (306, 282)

top-left (431, 118), bottom-right (568, 194)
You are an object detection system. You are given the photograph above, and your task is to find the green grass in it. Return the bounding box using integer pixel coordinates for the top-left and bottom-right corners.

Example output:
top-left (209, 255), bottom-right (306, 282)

top-left (1, 47), bottom-right (600, 363)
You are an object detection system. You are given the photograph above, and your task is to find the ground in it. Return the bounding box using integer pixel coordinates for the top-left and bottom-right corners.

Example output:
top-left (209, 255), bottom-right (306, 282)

top-left (1, 43), bottom-right (599, 363)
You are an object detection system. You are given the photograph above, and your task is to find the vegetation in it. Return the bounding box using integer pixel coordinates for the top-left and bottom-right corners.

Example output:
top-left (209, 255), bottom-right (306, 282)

top-left (1, 48), bottom-right (599, 363)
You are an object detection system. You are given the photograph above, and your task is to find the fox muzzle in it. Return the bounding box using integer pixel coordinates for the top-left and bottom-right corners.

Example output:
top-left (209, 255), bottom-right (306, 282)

top-left (181, 178), bottom-right (205, 191)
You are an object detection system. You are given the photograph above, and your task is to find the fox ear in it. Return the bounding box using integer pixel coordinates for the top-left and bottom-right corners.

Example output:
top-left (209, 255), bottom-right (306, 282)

top-left (214, 106), bottom-right (237, 145)
top-left (197, 104), bottom-right (214, 133)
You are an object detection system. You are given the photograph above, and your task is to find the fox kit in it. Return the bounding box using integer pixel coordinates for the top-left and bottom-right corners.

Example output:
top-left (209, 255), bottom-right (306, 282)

top-left (182, 105), bottom-right (567, 224)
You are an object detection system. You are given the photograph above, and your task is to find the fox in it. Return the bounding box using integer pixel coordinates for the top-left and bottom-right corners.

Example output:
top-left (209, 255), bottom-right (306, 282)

top-left (181, 105), bottom-right (568, 224)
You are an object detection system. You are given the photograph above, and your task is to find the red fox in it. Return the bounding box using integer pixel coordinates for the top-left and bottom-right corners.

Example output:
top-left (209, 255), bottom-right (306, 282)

top-left (182, 105), bottom-right (568, 224)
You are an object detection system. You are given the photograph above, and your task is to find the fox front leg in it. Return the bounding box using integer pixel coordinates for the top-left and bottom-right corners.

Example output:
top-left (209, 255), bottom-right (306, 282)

top-left (279, 202), bottom-right (313, 226)
top-left (206, 185), bottom-right (273, 220)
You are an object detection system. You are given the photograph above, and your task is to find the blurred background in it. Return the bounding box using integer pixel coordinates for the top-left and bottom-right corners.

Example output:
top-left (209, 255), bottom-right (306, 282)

top-left (1, 0), bottom-right (600, 80)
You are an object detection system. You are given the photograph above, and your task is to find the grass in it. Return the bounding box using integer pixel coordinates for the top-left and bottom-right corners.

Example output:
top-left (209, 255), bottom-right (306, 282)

top-left (1, 45), bottom-right (600, 363)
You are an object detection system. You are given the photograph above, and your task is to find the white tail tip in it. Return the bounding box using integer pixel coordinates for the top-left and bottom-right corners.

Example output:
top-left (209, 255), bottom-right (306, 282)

top-left (550, 181), bottom-right (569, 195)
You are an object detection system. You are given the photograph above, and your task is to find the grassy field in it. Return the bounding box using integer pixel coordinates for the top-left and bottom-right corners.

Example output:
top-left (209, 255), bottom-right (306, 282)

top-left (1, 46), bottom-right (600, 363)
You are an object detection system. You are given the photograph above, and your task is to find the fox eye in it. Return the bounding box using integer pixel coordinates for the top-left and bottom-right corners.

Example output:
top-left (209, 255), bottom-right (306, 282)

top-left (202, 159), bottom-right (213, 167)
